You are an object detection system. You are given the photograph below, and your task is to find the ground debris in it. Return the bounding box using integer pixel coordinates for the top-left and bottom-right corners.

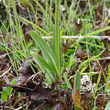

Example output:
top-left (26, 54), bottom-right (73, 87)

top-left (3, 78), bottom-right (74, 110)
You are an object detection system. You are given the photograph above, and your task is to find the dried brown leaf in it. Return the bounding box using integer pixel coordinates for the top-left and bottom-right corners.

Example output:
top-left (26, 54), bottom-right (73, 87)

top-left (72, 88), bottom-right (81, 108)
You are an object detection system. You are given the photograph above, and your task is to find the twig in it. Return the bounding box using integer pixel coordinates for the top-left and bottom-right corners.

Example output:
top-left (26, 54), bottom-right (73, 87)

top-left (42, 36), bottom-right (110, 40)
top-left (34, 103), bottom-right (50, 110)
top-left (13, 96), bottom-right (27, 108)
top-left (14, 104), bottom-right (26, 110)
top-left (92, 57), bottom-right (110, 61)
top-left (0, 67), bottom-right (11, 78)
top-left (0, 35), bottom-right (110, 40)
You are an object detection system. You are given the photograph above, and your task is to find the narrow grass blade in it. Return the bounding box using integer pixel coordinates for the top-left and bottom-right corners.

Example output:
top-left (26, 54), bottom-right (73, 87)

top-left (105, 64), bottom-right (110, 92)
top-left (74, 72), bottom-right (81, 110)
top-left (20, 16), bottom-right (49, 36)
top-left (74, 72), bottom-right (80, 93)
top-left (94, 70), bottom-right (101, 98)
top-left (64, 73), bottom-right (72, 89)
top-left (33, 0), bottom-right (50, 29)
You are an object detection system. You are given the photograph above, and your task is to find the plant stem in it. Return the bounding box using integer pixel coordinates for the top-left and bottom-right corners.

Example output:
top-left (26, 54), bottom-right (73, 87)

top-left (55, 0), bottom-right (60, 76)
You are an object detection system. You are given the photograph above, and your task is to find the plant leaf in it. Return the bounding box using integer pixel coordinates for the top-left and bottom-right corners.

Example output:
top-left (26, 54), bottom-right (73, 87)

top-left (72, 88), bottom-right (81, 108)
top-left (64, 73), bottom-right (72, 89)
top-left (105, 64), bottom-right (110, 91)
top-left (30, 31), bottom-right (61, 80)
top-left (1, 91), bottom-right (8, 102)
top-left (8, 79), bottom-right (16, 96)
top-left (31, 51), bottom-right (54, 83)
top-left (74, 72), bottom-right (80, 92)
top-left (74, 71), bottom-right (81, 110)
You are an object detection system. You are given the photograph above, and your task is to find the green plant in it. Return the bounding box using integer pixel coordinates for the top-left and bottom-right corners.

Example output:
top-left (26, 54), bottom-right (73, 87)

top-left (1, 79), bottom-right (16, 102)
top-left (30, 0), bottom-right (61, 83)
top-left (74, 72), bottom-right (80, 110)
top-left (30, 31), bottom-right (60, 83)
top-left (105, 64), bottom-right (110, 92)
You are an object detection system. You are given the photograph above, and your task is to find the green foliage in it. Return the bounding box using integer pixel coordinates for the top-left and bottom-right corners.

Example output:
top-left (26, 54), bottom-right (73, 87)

top-left (92, 106), bottom-right (99, 110)
top-left (30, 31), bottom-right (61, 83)
top-left (74, 72), bottom-right (80, 93)
top-left (1, 89), bottom-right (8, 102)
top-left (55, 0), bottom-right (61, 74)
top-left (19, 0), bottom-right (32, 7)
top-left (1, 79), bottom-right (16, 102)
top-left (94, 70), bottom-right (101, 98)
top-left (64, 73), bottom-right (72, 89)
top-left (30, 0), bottom-right (62, 83)
top-left (105, 64), bottom-right (110, 92)
top-left (74, 71), bottom-right (80, 110)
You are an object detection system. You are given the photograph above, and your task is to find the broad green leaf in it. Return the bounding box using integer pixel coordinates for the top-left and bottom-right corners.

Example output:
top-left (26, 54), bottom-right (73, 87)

top-left (1, 91), bottom-right (8, 102)
top-left (45, 72), bottom-right (54, 84)
top-left (31, 52), bottom-right (54, 82)
top-left (30, 31), bottom-right (56, 64)
top-left (1, 79), bottom-right (16, 102)
top-left (8, 79), bottom-right (16, 96)
top-left (2, 87), bottom-right (8, 91)
top-left (11, 79), bottom-right (16, 85)
top-left (1, 87), bottom-right (8, 102)
top-left (7, 87), bottom-right (12, 96)
top-left (30, 31), bottom-right (61, 80)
